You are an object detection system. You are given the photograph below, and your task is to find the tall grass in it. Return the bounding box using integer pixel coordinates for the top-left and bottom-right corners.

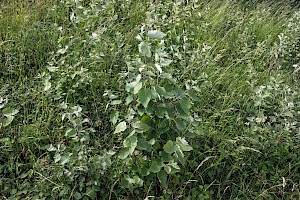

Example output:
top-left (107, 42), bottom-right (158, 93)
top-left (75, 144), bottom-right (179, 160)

top-left (0, 0), bottom-right (299, 199)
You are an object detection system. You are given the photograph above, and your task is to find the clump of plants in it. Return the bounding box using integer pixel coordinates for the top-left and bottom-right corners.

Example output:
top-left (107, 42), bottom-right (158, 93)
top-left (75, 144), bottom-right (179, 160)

top-left (104, 29), bottom-right (201, 196)
top-left (1, 0), bottom-right (300, 199)
top-left (276, 11), bottom-right (300, 73)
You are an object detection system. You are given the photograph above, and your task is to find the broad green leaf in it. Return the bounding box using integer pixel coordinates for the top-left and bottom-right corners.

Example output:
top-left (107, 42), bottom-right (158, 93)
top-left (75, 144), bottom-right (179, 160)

top-left (60, 156), bottom-right (70, 165)
top-left (187, 90), bottom-right (200, 102)
top-left (138, 88), bottom-right (151, 108)
top-left (44, 81), bottom-right (51, 91)
top-left (126, 84), bottom-right (133, 92)
top-left (175, 119), bottom-right (186, 131)
top-left (150, 88), bottom-right (159, 99)
top-left (164, 165), bottom-right (171, 174)
top-left (160, 58), bottom-right (172, 66)
top-left (114, 121), bottom-right (127, 134)
top-left (165, 162), bottom-right (180, 174)
top-left (65, 128), bottom-right (76, 137)
top-left (74, 192), bottom-right (82, 199)
top-left (175, 102), bottom-right (186, 116)
top-left (161, 73), bottom-right (174, 83)
top-left (174, 88), bottom-right (184, 97)
top-left (135, 74), bottom-right (142, 83)
top-left (144, 70), bottom-right (156, 76)
top-left (138, 42), bottom-right (151, 58)
top-left (179, 96), bottom-right (191, 115)
top-left (126, 74), bottom-right (142, 92)
top-left (155, 63), bottom-right (162, 73)
top-left (141, 167), bottom-right (150, 176)
top-left (46, 144), bottom-right (56, 152)
top-left (72, 118), bottom-right (82, 127)
top-left (70, 105), bottom-right (82, 116)
top-left (136, 34), bottom-right (143, 41)
top-left (110, 111), bottom-right (119, 125)
top-left (60, 101), bottom-right (67, 109)
top-left (148, 138), bottom-right (156, 145)
top-left (137, 137), bottom-right (150, 150)
top-left (108, 93), bottom-right (118, 100)
top-left (126, 176), bottom-right (134, 184)
top-left (111, 100), bottom-right (122, 105)
top-left (2, 116), bottom-right (14, 126)
top-left (123, 135), bottom-right (137, 155)
top-left (125, 95), bottom-right (134, 105)
top-left (161, 151), bottom-right (172, 162)
top-left (169, 161), bottom-right (180, 170)
top-left (54, 153), bottom-right (61, 163)
top-left (19, 173), bottom-right (28, 179)
top-left (2, 108), bottom-right (18, 117)
top-left (141, 115), bottom-right (151, 123)
top-left (176, 137), bottom-right (193, 151)
top-left (134, 122), bottom-right (151, 132)
top-left (154, 105), bottom-right (166, 118)
top-left (118, 147), bottom-right (130, 159)
top-left (47, 66), bottom-right (59, 72)
top-left (134, 82), bottom-right (143, 94)
top-left (132, 175), bottom-right (143, 186)
top-left (57, 46), bottom-right (68, 54)
top-left (85, 187), bottom-right (96, 200)
top-left (123, 176), bottom-right (143, 189)
top-left (174, 148), bottom-right (185, 165)
top-left (137, 107), bottom-right (145, 116)
top-left (163, 140), bottom-right (176, 154)
top-left (120, 177), bottom-right (132, 190)
top-left (57, 144), bottom-right (66, 151)
top-left (166, 103), bottom-right (175, 118)
top-left (158, 170), bottom-right (168, 188)
top-left (149, 160), bottom-right (164, 173)
top-left (147, 30), bottom-right (166, 39)
top-left (155, 86), bottom-right (167, 97)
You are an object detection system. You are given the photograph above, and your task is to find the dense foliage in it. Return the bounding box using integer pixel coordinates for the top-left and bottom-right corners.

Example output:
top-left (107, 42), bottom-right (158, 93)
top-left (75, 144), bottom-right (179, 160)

top-left (0, 0), bottom-right (299, 199)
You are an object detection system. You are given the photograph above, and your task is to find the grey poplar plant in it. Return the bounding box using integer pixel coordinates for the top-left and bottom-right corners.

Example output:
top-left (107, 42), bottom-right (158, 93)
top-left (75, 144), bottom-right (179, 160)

top-left (105, 29), bottom-right (201, 190)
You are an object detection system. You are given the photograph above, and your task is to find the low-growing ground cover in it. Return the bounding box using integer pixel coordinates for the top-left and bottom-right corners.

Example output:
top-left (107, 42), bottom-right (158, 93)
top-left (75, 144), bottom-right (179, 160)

top-left (0, 0), bottom-right (299, 199)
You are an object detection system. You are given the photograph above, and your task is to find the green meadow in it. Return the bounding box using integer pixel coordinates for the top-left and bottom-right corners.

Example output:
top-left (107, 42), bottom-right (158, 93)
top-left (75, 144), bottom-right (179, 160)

top-left (0, 0), bottom-right (299, 199)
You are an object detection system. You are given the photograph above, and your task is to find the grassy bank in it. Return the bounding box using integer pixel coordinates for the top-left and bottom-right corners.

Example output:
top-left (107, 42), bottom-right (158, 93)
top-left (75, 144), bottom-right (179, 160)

top-left (0, 0), bottom-right (299, 199)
